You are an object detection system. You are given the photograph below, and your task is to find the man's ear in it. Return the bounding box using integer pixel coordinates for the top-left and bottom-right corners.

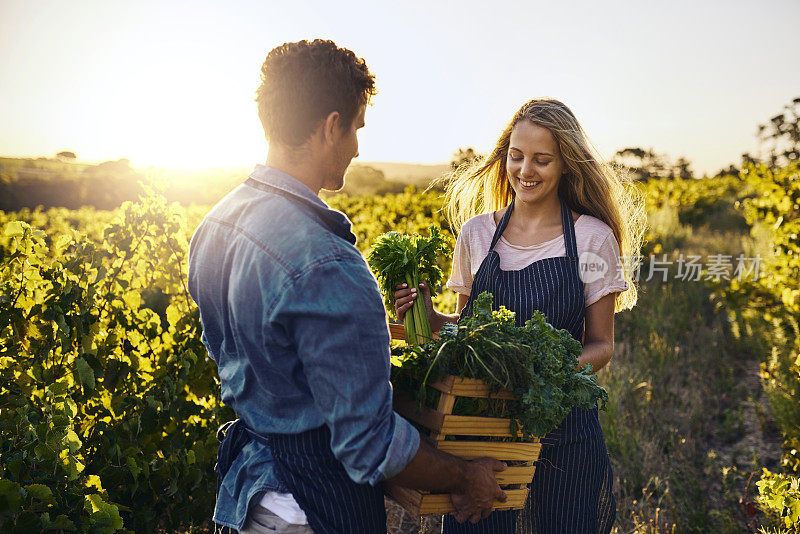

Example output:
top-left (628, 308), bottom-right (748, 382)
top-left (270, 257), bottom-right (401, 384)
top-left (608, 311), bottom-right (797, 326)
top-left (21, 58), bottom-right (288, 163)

top-left (321, 111), bottom-right (341, 146)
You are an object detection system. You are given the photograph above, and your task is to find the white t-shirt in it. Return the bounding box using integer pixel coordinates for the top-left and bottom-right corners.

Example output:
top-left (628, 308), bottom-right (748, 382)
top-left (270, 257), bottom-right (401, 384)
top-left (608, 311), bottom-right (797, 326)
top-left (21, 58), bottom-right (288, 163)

top-left (446, 212), bottom-right (628, 307)
top-left (259, 491), bottom-right (308, 525)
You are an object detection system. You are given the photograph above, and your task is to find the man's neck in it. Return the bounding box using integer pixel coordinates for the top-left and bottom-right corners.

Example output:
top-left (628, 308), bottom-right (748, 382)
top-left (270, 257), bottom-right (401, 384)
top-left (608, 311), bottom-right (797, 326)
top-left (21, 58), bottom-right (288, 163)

top-left (265, 146), bottom-right (324, 195)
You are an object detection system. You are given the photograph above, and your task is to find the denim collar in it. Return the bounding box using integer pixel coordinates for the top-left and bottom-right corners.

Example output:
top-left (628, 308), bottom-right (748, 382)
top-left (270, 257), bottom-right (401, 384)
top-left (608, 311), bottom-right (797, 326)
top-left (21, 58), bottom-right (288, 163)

top-left (247, 165), bottom-right (356, 245)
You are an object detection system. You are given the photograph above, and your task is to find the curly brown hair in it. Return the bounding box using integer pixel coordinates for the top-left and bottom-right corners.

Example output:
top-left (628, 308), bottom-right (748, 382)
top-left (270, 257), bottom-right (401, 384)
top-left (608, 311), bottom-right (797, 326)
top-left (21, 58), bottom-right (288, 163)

top-left (256, 39), bottom-right (376, 147)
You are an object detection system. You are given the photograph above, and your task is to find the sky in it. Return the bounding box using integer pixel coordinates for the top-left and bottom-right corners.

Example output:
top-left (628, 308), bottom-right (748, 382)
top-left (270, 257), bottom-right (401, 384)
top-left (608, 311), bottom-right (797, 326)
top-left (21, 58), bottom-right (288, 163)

top-left (1, 0), bottom-right (798, 176)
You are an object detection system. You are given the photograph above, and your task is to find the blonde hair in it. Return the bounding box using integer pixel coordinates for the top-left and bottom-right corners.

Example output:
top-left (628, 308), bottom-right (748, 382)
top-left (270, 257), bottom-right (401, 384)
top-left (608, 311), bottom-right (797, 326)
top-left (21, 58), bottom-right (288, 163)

top-left (440, 98), bottom-right (646, 312)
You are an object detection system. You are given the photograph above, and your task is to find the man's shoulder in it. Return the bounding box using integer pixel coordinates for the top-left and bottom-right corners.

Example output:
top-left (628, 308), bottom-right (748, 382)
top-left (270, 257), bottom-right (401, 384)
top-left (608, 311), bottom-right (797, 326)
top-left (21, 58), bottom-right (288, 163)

top-left (198, 184), bottom-right (362, 275)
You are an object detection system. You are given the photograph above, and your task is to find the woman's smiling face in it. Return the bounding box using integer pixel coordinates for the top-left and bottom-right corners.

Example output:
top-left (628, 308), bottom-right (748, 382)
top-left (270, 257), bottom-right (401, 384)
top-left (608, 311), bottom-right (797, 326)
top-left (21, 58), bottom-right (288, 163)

top-left (506, 119), bottom-right (568, 204)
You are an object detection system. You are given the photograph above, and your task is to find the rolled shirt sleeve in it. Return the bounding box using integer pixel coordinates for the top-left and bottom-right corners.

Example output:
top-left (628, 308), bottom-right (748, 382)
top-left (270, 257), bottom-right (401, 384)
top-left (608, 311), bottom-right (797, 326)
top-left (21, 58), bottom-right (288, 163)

top-left (584, 234), bottom-right (629, 307)
top-left (273, 255), bottom-right (420, 485)
top-left (446, 226), bottom-right (474, 296)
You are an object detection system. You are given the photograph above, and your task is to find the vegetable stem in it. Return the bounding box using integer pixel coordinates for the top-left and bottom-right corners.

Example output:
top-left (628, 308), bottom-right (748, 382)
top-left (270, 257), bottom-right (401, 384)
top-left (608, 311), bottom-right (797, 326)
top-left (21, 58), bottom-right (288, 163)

top-left (404, 272), bottom-right (420, 345)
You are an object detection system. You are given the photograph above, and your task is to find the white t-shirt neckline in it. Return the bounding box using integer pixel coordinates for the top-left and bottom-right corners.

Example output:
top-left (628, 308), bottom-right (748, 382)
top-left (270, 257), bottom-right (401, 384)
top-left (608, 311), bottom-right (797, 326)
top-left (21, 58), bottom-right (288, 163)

top-left (489, 212), bottom-right (585, 251)
top-left (447, 212), bottom-right (628, 307)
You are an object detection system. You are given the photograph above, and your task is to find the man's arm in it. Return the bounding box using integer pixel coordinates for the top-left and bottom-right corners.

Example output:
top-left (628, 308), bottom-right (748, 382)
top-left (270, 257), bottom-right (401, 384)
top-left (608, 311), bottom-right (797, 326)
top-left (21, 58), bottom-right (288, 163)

top-left (273, 256), bottom-right (505, 522)
top-left (389, 439), bottom-right (507, 523)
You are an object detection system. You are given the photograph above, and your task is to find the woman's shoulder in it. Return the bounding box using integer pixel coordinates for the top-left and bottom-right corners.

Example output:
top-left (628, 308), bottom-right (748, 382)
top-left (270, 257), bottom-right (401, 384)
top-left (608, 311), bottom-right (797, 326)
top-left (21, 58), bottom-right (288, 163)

top-left (576, 213), bottom-right (618, 246)
top-left (461, 212), bottom-right (497, 236)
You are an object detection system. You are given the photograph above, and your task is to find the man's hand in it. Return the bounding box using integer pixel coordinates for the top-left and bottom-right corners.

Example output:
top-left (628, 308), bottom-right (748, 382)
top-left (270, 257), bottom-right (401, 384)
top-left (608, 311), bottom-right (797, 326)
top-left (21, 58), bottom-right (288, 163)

top-left (450, 457), bottom-right (508, 523)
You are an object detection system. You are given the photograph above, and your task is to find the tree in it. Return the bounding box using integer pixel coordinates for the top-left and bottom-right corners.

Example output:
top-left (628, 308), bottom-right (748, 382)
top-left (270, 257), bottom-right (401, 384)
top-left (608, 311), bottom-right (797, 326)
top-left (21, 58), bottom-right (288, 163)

top-left (337, 165), bottom-right (405, 196)
top-left (674, 157), bottom-right (694, 180)
top-left (450, 147), bottom-right (483, 170)
top-left (611, 147), bottom-right (697, 181)
top-left (56, 151), bottom-right (77, 160)
top-left (755, 96), bottom-right (800, 168)
top-left (612, 147), bottom-right (671, 180)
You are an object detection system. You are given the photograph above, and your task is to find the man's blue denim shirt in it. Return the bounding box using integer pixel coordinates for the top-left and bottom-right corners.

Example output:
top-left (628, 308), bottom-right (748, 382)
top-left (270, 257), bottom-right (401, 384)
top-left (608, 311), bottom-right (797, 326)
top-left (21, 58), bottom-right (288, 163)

top-left (187, 165), bottom-right (420, 530)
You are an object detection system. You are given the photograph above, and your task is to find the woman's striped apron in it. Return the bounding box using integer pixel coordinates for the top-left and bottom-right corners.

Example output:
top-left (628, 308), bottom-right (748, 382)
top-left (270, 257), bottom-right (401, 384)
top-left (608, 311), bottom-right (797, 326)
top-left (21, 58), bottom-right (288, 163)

top-left (442, 196), bottom-right (616, 533)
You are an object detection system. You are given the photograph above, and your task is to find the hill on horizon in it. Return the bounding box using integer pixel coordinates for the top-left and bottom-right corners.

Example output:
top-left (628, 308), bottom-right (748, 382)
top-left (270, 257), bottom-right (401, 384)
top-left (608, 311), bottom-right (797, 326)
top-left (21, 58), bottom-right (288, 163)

top-left (0, 156), bottom-right (451, 210)
top-left (356, 161), bottom-right (450, 187)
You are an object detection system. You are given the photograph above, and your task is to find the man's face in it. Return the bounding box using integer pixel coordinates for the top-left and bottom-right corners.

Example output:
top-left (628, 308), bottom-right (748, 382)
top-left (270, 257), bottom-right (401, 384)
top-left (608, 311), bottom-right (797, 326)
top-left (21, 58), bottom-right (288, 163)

top-left (323, 105), bottom-right (366, 191)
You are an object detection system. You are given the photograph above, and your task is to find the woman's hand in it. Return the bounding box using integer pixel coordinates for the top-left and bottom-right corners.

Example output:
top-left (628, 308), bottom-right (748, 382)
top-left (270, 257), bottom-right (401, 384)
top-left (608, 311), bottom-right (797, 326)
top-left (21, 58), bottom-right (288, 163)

top-left (394, 281), bottom-right (437, 327)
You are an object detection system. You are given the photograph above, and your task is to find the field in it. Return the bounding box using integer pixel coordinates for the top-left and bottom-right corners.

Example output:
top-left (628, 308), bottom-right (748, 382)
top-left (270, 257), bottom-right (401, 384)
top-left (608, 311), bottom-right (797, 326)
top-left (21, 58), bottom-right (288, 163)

top-left (1, 163), bottom-right (799, 533)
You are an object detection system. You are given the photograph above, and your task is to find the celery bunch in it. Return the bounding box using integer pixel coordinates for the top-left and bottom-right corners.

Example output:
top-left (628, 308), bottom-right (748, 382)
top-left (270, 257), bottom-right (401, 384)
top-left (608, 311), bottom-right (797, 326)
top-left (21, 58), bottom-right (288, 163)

top-left (367, 226), bottom-right (451, 346)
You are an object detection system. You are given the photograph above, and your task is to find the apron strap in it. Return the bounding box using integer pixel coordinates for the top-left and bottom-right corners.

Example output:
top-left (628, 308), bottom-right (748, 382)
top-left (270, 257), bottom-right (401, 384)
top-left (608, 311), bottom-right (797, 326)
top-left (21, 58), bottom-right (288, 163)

top-left (489, 197), bottom-right (515, 251)
top-left (490, 197), bottom-right (579, 259)
top-left (560, 197), bottom-right (579, 259)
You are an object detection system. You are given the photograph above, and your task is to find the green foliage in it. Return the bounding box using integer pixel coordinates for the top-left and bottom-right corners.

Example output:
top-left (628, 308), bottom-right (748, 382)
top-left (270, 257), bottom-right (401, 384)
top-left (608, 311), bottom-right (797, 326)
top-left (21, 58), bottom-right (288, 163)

top-left (0, 187), bottom-right (454, 532)
top-left (0, 194), bottom-right (232, 533)
top-left (367, 226), bottom-right (452, 345)
top-left (757, 468), bottom-right (800, 531)
top-left (391, 292), bottom-right (607, 438)
top-left (0, 157), bottom-right (145, 211)
top-left (723, 162), bottom-right (800, 474)
top-left (3, 168), bottom-right (797, 532)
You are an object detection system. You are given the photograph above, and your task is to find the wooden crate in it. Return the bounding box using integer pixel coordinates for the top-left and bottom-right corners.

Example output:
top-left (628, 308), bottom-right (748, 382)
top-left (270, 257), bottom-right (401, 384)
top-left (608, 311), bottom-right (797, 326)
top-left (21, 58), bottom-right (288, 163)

top-left (385, 323), bottom-right (541, 516)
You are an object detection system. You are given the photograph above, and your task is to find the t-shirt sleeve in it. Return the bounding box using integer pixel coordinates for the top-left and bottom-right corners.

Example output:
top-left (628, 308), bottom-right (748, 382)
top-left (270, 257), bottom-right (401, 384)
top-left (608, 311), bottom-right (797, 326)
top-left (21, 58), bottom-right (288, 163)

top-left (446, 226), bottom-right (473, 296)
top-left (584, 233), bottom-right (629, 307)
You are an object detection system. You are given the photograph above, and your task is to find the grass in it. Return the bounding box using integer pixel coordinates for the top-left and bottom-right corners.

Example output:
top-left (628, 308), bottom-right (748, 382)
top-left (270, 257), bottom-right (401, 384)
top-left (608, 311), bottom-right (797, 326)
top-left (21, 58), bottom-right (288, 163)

top-left (600, 207), bottom-right (783, 533)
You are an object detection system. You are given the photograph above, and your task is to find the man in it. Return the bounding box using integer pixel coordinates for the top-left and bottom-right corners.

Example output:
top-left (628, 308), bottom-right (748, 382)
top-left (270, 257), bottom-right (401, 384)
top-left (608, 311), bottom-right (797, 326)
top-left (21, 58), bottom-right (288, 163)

top-left (188, 39), bottom-right (506, 534)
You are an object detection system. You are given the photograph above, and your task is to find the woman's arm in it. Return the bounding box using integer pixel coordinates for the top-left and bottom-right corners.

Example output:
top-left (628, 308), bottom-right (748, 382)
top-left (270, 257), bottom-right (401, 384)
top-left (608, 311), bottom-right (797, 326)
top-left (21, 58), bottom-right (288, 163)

top-left (579, 292), bottom-right (617, 372)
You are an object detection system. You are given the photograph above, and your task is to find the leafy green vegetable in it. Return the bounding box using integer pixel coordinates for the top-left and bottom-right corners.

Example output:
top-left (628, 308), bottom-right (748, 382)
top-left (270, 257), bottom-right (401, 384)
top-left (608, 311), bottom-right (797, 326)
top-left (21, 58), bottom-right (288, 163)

top-left (391, 291), bottom-right (608, 438)
top-left (367, 226), bottom-right (451, 345)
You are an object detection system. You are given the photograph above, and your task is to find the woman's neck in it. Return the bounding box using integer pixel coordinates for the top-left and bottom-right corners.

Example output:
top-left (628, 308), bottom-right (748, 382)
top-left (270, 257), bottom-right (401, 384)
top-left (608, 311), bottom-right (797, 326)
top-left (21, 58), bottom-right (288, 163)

top-left (509, 194), bottom-right (562, 230)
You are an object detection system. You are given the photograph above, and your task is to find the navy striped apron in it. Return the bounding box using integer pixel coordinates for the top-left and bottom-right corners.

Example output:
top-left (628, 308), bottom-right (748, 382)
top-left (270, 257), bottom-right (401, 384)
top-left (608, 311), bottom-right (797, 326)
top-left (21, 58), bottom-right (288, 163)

top-left (442, 196), bottom-right (616, 534)
top-left (215, 422), bottom-right (386, 534)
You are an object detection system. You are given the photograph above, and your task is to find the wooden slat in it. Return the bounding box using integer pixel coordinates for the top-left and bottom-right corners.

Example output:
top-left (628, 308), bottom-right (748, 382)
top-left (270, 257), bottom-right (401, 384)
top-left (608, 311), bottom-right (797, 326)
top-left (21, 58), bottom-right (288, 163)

top-left (430, 376), bottom-right (516, 400)
top-left (440, 415), bottom-right (522, 437)
top-left (388, 323), bottom-right (405, 341)
top-left (388, 323), bottom-right (439, 342)
top-left (395, 400), bottom-right (531, 438)
top-left (437, 392), bottom-right (456, 415)
top-left (494, 466), bottom-right (536, 485)
top-left (416, 488), bottom-right (529, 515)
top-left (434, 441), bottom-right (541, 462)
top-left (431, 392), bottom-right (456, 441)
top-left (385, 485), bottom-right (530, 516)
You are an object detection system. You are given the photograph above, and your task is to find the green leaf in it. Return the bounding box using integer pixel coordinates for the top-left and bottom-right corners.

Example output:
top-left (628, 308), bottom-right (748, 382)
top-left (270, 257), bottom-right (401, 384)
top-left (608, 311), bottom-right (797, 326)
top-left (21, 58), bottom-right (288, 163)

top-left (85, 475), bottom-right (103, 492)
top-left (126, 456), bottom-right (141, 480)
top-left (48, 381), bottom-right (69, 396)
top-left (74, 357), bottom-right (96, 390)
top-left (51, 414), bottom-right (70, 431)
top-left (166, 303), bottom-right (182, 327)
top-left (64, 430), bottom-right (82, 453)
top-left (64, 396), bottom-right (78, 418)
top-left (55, 233), bottom-right (73, 249)
top-left (0, 478), bottom-right (24, 512)
top-left (44, 514), bottom-right (77, 531)
top-left (14, 510), bottom-right (42, 532)
top-left (85, 493), bottom-right (124, 531)
top-left (4, 220), bottom-right (25, 237)
top-left (23, 483), bottom-right (54, 503)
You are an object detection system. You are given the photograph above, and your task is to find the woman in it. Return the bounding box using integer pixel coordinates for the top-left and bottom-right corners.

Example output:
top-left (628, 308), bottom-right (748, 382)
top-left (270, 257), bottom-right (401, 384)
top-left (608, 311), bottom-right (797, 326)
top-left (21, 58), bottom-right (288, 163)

top-left (394, 98), bottom-right (645, 533)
